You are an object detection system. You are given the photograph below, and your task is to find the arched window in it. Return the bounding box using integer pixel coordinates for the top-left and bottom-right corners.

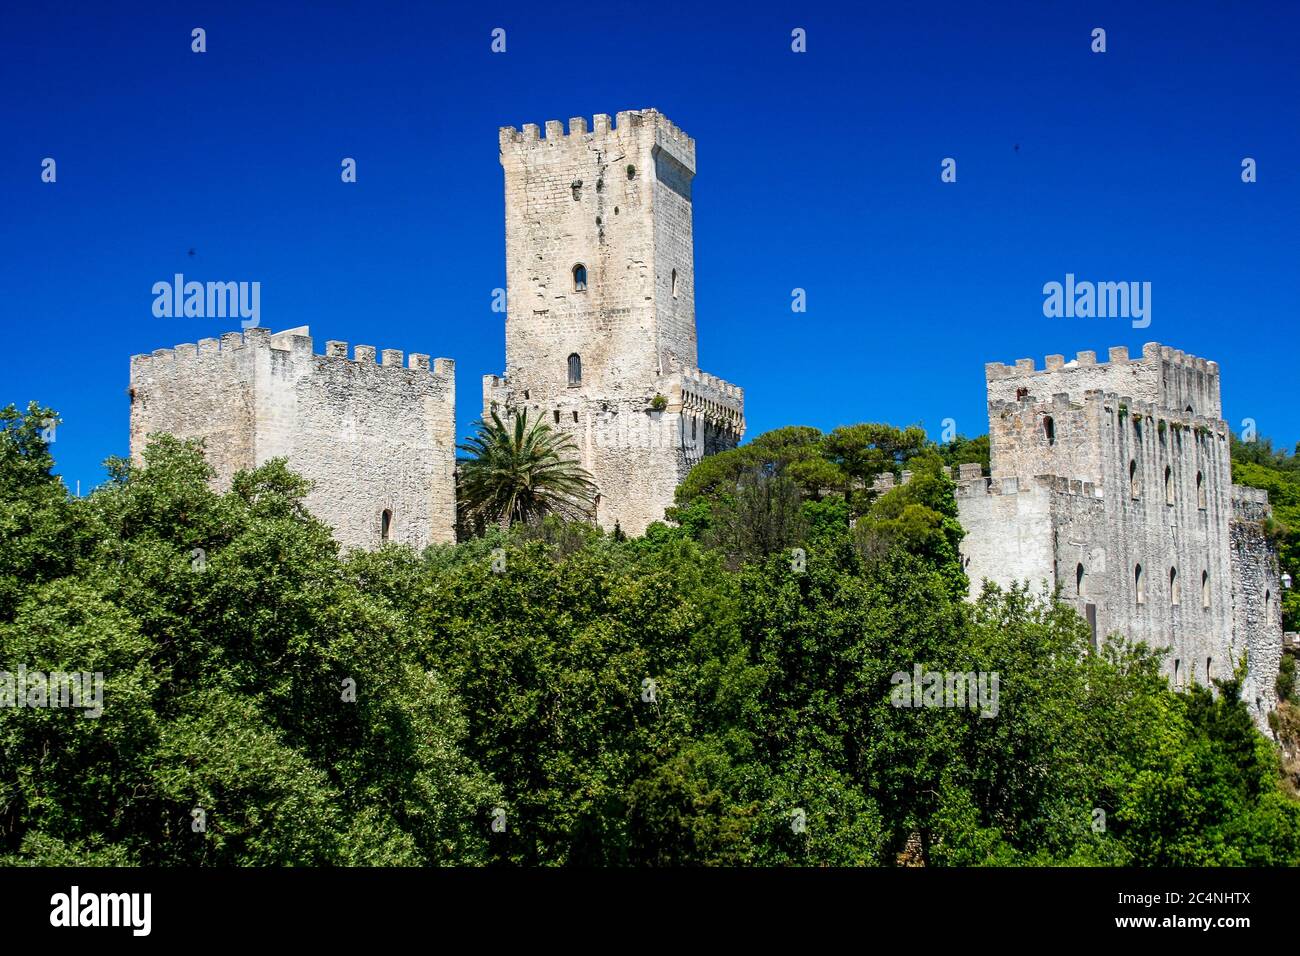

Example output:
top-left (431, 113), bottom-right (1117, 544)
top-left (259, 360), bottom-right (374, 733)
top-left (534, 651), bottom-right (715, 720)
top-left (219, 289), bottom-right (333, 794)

top-left (1129, 460), bottom-right (1140, 499)
top-left (1196, 471), bottom-right (1206, 509)
top-left (1043, 416), bottom-right (1055, 445)
top-left (380, 509), bottom-right (392, 543)
top-left (1169, 566), bottom-right (1179, 605)
top-left (1201, 570), bottom-right (1210, 608)
top-left (572, 264), bottom-right (587, 291)
top-left (1164, 466), bottom-right (1174, 506)
top-left (567, 353), bottom-right (581, 386)
top-left (1135, 563), bottom-right (1146, 605)
top-left (1076, 562), bottom-right (1086, 598)
top-left (671, 269), bottom-right (679, 298)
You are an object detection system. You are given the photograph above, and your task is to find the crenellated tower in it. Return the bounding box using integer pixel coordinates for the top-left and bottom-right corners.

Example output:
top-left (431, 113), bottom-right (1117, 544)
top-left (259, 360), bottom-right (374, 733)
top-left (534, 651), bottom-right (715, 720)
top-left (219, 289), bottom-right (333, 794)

top-left (956, 342), bottom-right (1283, 727)
top-left (129, 326), bottom-right (457, 551)
top-left (485, 109), bottom-right (744, 534)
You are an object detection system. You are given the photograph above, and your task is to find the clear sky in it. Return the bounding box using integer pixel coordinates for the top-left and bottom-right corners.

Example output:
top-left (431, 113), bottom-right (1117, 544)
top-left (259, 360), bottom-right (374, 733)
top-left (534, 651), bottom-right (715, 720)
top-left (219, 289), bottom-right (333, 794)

top-left (4, 0), bottom-right (1297, 492)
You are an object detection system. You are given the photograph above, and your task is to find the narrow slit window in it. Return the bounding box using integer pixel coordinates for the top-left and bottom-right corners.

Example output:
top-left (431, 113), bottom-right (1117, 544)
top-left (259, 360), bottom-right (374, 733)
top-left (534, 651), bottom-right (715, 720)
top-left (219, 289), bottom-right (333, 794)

top-left (1076, 562), bottom-right (1086, 598)
top-left (1196, 471), bottom-right (1206, 509)
top-left (1170, 566), bottom-right (1179, 605)
top-left (1164, 466), bottom-right (1174, 506)
top-left (1043, 416), bottom-right (1055, 445)
top-left (567, 353), bottom-right (582, 386)
top-left (1130, 460), bottom-right (1140, 499)
top-left (1135, 563), bottom-right (1145, 605)
top-left (380, 509), bottom-right (392, 543)
top-left (1202, 570), bottom-right (1210, 608)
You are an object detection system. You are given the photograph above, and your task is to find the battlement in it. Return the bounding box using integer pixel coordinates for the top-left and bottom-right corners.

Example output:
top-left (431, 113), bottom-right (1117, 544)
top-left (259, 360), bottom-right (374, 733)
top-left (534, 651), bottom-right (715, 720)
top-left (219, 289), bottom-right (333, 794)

top-left (985, 342), bottom-right (1219, 380)
top-left (985, 342), bottom-right (1222, 419)
top-left (955, 472), bottom-right (1101, 500)
top-left (130, 325), bottom-right (457, 552)
top-left (665, 367), bottom-right (745, 431)
top-left (499, 108), bottom-right (696, 173)
top-left (130, 326), bottom-right (453, 378)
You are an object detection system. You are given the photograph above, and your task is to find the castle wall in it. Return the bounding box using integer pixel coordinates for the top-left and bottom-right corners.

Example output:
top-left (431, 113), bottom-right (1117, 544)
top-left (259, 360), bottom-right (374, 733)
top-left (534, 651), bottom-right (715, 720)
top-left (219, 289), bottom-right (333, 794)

top-left (483, 365), bottom-right (743, 534)
top-left (651, 144), bottom-right (697, 374)
top-left (130, 326), bottom-right (456, 551)
top-left (128, 332), bottom-right (259, 486)
top-left (1232, 486), bottom-right (1283, 719)
top-left (1094, 393), bottom-right (1236, 691)
top-left (956, 475), bottom-right (1057, 597)
top-left (985, 343), bottom-right (1221, 418)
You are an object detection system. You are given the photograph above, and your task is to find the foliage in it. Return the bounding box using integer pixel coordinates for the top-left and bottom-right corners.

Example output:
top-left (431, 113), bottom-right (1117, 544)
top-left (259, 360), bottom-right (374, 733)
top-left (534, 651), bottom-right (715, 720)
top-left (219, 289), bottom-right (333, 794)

top-left (0, 412), bottom-right (498, 866)
top-left (936, 433), bottom-right (990, 474)
top-left (1, 405), bottom-right (1296, 867)
top-left (457, 409), bottom-right (597, 533)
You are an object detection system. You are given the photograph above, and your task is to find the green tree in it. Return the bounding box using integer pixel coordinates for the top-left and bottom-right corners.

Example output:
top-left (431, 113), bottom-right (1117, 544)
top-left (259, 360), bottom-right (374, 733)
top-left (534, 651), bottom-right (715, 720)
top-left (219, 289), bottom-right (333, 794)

top-left (457, 410), bottom-right (597, 533)
top-left (0, 421), bottom-right (499, 866)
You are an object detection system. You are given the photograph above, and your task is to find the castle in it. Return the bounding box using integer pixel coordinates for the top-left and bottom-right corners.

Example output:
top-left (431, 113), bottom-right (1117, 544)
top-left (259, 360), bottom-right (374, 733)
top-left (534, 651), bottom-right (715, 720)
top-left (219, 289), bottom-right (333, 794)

top-left (485, 110), bottom-right (744, 534)
top-left (955, 344), bottom-right (1283, 722)
top-left (126, 108), bottom-right (1285, 722)
top-left (129, 326), bottom-right (457, 551)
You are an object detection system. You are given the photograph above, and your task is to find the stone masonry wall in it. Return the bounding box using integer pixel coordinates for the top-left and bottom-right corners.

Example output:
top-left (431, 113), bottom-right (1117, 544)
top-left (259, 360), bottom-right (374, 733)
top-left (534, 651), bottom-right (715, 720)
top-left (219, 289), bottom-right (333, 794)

top-left (1232, 486), bottom-right (1283, 720)
top-left (488, 109), bottom-right (743, 535)
top-left (130, 326), bottom-right (456, 551)
top-left (960, 342), bottom-right (1278, 730)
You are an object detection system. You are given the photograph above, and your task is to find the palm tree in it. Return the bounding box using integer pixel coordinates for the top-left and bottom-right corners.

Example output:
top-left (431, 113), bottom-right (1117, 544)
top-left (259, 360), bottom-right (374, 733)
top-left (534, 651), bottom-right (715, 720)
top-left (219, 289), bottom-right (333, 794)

top-left (457, 409), bottom-right (598, 530)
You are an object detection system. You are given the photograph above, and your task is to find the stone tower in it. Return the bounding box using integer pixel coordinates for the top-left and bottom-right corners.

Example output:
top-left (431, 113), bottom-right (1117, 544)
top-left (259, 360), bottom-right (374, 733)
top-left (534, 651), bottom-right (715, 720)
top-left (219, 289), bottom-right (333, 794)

top-left (485, 109), bottom-right (744, 535)
top-left (129, 326), bottom-right (457, 551)
top-left (955, 343), bottom-right (1283, 726)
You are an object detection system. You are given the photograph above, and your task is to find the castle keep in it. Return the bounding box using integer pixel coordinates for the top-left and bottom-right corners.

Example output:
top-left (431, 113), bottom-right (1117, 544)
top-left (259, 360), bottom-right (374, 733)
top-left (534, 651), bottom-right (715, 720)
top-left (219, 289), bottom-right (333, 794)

top-left (485, 109), bottom-right (745, 535)
top-left (129, 326), bottom-right (457, 551)
top-left (955, 343), bottom-right (1284, 721)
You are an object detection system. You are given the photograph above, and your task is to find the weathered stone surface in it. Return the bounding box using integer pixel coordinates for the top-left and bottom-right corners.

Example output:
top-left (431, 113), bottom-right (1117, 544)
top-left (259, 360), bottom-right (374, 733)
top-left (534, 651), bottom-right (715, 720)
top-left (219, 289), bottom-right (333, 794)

top-left (486, 109), bottom-right (744, 535)
top-left (958, 344), bottom-right (1283, 729)
top-left (129, 326), bottom-right (456, 551)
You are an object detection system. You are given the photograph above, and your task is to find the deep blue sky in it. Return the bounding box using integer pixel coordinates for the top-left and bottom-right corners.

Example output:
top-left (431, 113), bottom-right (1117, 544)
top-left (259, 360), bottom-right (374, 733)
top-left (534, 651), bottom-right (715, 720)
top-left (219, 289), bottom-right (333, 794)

top-left (4, 1), bottom-right (1298, 493)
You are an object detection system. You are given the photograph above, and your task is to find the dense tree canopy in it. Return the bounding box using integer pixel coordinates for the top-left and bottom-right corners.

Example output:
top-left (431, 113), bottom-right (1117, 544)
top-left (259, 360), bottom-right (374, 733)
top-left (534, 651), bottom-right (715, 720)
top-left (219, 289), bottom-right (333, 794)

top-left (0, 404), bottom-right (1296, 866)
